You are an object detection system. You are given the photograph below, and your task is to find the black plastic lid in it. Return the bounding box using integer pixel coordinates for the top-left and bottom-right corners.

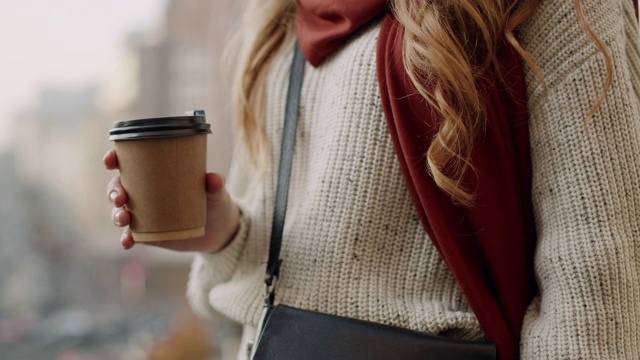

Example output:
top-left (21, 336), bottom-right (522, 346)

top-left (109, 110), bottom-right (211, 141)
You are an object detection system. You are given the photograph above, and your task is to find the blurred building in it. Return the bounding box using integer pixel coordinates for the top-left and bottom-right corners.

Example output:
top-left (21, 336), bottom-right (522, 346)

top-left (14, 0), bottom-right (242, 261)
top-left (134, 0), bottom-right (237, 175)
top-left (7, 0), bottom-right (244, 358)
top-left (14, 87), bottom-right (96, 196)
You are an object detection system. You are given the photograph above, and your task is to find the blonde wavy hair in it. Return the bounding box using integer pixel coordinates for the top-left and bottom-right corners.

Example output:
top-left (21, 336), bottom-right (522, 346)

top-left (230, 0), bottom-right (613, 207)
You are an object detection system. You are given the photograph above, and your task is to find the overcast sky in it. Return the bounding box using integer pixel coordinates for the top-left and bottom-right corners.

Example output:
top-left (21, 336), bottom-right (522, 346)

top-left (0, 0), bottom-right (166, 151)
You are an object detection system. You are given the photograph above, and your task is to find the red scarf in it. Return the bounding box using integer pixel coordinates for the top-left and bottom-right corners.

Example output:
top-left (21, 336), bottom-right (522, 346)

top-left (296, 1), bottom-right (536, 359)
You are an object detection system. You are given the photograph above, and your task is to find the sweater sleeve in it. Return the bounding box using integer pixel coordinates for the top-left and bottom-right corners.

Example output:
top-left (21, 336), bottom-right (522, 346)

top-left (520, 0), bottom-right (640, 358)
top-left (186, 144), bottom-right (255, 320)
top-left (186, 211), bottom-right (250, 320)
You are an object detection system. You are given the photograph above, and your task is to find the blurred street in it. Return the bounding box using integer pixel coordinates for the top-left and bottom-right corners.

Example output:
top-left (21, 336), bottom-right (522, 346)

top-left (0, 0), bottom-right (243, 359)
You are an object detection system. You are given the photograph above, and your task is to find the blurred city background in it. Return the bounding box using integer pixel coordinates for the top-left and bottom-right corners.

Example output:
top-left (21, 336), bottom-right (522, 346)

top-left (0, 0), bottom-right (244, 359)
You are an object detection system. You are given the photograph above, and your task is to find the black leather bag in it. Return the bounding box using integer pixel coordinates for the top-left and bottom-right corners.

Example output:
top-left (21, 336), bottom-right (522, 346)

top-left (252, 305), bottom-right (495, 359)
top-left (249, 42), bottom-right (496, 360)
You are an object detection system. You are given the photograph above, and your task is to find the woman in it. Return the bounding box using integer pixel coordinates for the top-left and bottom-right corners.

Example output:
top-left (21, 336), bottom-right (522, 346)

top-left (105, 0), bottom-right (640, 358)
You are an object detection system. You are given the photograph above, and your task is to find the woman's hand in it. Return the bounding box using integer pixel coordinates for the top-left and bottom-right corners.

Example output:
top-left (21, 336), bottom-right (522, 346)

top-left (103, 149), bottom-right (240, 253)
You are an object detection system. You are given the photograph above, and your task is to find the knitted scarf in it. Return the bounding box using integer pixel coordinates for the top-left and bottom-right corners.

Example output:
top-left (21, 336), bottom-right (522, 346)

top-left (296, 1), bottom-right (536, 359)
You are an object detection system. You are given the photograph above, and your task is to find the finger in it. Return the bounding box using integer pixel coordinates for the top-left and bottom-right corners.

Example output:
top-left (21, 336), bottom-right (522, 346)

top-left (120, 228), bottom-right (135, 250)
top-left (107, 176), bottom-right (127, 207)
top-left (112, 207), bottom-right (131, 227)
top-left (103, 149), bottom-right (119, 170)
top-left (206, 173), bottom-right (226, 202)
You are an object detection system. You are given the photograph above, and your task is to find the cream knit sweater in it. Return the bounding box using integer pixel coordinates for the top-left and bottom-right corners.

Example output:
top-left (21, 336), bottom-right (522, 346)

top-left (188, 1), bottom-right (640, 358)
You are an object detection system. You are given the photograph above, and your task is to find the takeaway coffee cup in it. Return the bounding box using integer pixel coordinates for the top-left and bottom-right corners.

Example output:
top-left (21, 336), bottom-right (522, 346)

top-left (109, 110), bottom-right (211, 242)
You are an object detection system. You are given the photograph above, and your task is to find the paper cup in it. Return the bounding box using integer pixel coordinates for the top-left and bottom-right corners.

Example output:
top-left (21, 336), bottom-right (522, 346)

top-left (109, 110), bottom-right (211, 242)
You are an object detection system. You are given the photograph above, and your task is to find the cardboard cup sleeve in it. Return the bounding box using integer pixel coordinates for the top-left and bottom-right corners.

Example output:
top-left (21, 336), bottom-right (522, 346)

top-left (109, 111), bottom-right (211, 242)
top-left (115, 135), bottom-right (207, 241)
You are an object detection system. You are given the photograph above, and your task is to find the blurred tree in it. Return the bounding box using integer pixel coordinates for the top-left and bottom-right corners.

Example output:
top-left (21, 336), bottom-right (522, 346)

top-left (147, 311), bottom-right (215, 360)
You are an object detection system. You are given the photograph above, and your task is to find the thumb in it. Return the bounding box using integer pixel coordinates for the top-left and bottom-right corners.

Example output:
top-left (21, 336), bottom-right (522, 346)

top-left (206, 173), bottom-right (226, 202)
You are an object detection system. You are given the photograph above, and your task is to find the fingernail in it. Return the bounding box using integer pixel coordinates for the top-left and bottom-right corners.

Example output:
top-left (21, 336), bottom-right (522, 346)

top-left (120, 232), bottom-right (132, 249)
top-left (109, 190), bottom-right (118, 203)
top-left (114, 210), bottom-right (123, 225)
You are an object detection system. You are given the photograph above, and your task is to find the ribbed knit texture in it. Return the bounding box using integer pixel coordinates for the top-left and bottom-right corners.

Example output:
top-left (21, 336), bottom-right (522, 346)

top-left (187, 1), bottom-right (640, 358)
top-left (520, 1), bottom-right (640, 358)
top-left (187, 22), bottom-right (483, 342)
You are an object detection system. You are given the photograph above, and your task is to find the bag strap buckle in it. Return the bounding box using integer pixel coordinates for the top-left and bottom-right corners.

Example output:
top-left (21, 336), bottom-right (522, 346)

top-left (264, 259), bottom-right (282, 307)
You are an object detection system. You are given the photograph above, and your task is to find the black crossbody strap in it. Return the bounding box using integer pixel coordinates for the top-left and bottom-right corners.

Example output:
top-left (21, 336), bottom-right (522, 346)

top-left (265, 42), bottom-right (306, 289)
